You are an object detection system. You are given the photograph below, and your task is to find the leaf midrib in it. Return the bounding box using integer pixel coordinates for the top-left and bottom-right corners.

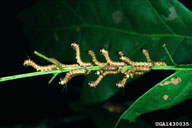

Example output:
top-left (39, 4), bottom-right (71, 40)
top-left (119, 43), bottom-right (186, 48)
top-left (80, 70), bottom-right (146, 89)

top-left (53, 24), bottom-right (192, 39)
top-left (61, 0), bottom-right (192, 39)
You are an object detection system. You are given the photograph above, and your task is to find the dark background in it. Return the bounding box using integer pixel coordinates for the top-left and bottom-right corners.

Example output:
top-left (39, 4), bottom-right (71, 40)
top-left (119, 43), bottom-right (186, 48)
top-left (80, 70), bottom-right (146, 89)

top-left (0, 0), bottom-right (192, 127)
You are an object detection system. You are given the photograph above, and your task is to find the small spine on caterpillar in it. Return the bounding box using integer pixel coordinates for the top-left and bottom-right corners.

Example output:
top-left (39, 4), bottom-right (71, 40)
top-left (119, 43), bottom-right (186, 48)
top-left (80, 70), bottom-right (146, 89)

top-left (60, 69), bottom-right (90, 85)
top-left (71, 43), bottom-right (93, 67)
top-left (100, 49), bottom-right (126, 66)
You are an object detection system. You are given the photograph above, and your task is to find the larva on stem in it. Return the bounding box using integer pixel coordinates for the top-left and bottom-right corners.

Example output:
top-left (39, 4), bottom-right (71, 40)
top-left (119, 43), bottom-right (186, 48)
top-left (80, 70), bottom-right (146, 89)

top-left (116, 68), bottom-right (135, 88)
top-left (89, 70), bottom-right (119, 87)
top-left (24, 59), bottom-right (58, 71)
top-left (71, 43), bottom-right (93, 67)
top-left (142, 49), bottom-right (152, 62)
top-left (116, 77), bottom-right (128, 88)
top-left (24, 58), bottom-right (79, 71)
top-left (88, 75), bottom-right (103, 88)
top-left (59, 69), bottom-right (90, 85)
top-left (153, 61), bottom-right (167, 66)
top-left (49, 58), bottom-right (79, 67)
top-left (118, 51), bottom-right (136, 66)
top-left (119, 51), bottom-right (153, 67)
top-left (100, 49), bottom-right (126, 66)
top-left (142, 49), bottom-right (167, 66)
top-left (88, 50), bottom-right (106, 66)
top-left (95, 65), bottom-right (119, 76)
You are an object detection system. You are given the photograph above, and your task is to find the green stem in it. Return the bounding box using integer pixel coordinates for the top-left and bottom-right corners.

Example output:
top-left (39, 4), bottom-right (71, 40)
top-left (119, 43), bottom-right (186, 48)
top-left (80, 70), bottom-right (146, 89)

top-left (0, 65), bottom-right (192, 83)
top-left (162, 44), bottom-right (177, 66)
top-left (1, 47), bottom-right (191, 83)
top-left (34, 51), bottom-right (64, 70)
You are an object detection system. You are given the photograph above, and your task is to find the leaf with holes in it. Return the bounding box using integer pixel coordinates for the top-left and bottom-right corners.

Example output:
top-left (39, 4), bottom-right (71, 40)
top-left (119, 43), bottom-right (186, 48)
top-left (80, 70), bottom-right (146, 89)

top-left (115, 70), bottom-right (192, 127)
top-left (19, 0), bottom-right (192, 104)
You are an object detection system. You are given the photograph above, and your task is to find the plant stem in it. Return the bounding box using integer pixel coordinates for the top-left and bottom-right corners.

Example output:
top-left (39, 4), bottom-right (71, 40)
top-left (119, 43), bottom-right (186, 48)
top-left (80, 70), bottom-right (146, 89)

top-left (0, 65), bottom-right (192, 83)
top-left (162, 44), bottom-right (177, 66)
top-left (34, 51), bottom-right (64, 70)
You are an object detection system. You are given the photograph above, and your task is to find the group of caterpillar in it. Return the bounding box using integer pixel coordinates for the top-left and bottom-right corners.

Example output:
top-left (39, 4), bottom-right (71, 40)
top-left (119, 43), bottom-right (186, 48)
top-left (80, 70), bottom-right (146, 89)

top-left (24, 43), bottom-right (167, 88)
top-left (116, 49), bottom-right (167, 87)
top-left (24, 43), bottom-right (92, 85)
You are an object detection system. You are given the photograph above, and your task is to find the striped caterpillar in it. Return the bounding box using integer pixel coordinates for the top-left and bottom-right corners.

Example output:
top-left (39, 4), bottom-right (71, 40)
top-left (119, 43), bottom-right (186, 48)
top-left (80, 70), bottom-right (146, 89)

top-left (88, 50), bottom-right (106, 66)
top-left (24, 59), bottom-right (58, 71)
top-left (116, 49), bottom-right (167, 87)
top-left (71, 43), bottom-right (93, 67)
top-left (60, 68), bottom-right (90, 85)
top-left (24, 58), bottom-right (78, 72)
top-left (100, 49), bottom-right (127, 67)
top-left (88, 70), bottom-right (119, 87)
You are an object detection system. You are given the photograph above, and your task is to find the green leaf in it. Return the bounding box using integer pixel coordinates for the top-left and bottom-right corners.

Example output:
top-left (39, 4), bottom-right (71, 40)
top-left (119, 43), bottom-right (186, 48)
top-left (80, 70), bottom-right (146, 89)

top-left (19, 0), bottom-right (192, 104)
top-left (115, 70), bottom-right (192, 127)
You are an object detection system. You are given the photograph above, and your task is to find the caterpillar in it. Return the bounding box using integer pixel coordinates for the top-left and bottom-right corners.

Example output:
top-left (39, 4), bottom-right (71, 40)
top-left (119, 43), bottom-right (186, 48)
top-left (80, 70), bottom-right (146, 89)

top-left (116, 77), bottom-right (128, 88)
top-left (88, 50), bottom-right (107, 66)
top-left (142, 49), bottom-right (167, 66)
top-left (119, 50), bottom-right (167, 68)
top-left (24, 59), bottom-right (58, 71)
top-left (116, 69), bottom-right (134, 88)
top-left (118, 51), bottom-right (135, 66)
top-left (119, 52), bottom-right (153, 67)
top-left (59, 68), bottom-right (90, 85)
top-left (50, 58), bottom-right (79, 67)
top-left (88, 75), bottom-right (103, 88)
top-left (95, 65), bottom-right (119, 76)
top-left (71, 43), bottom-right (93, 67)
top-left (89, 70), bottom-right (119, 87)
top-left (142, 49), bottom-right (151, 62)
top-left (24, 59), bottom-right (79, 71)
top-left (116, 67), bottom-right (148, 88)
top-left (153, 61), bottom-right (167, 66)
top-left (100, 49), bottom-right (126, 66)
